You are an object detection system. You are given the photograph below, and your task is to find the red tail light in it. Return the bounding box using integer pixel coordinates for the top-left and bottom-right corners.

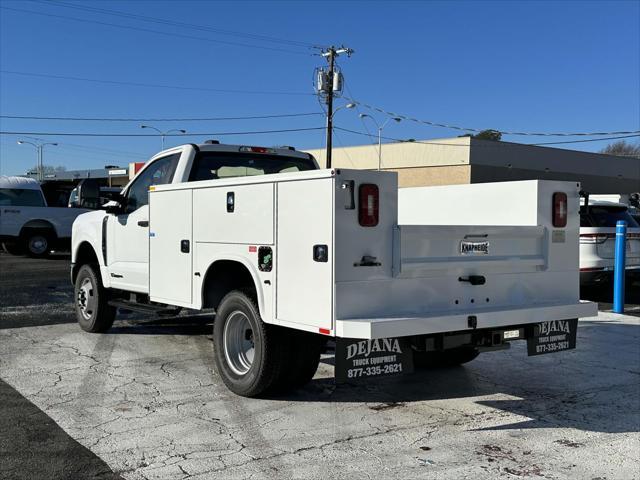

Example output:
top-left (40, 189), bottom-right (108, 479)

top-left (552, 192), bottom-right (567, 227)
top-left (239, 146), bottom-right (275, 154)
top-left (358, 184), bottom-right (379, 227)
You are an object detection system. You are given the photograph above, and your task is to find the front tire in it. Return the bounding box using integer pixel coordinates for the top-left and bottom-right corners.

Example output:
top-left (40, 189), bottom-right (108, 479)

top-left (74, 264), bottom-right (116, 333)
top-left (213, 291), bottom-right (288, 397)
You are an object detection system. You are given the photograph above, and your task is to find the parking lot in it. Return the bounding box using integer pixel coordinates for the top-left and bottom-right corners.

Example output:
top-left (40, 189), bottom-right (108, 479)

top-left (1, 252), bottom-right (639, 480)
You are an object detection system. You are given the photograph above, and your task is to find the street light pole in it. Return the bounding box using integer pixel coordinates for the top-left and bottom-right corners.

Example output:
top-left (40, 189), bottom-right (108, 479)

top-left (17, 139), bottom-right (58, 181)
top-left (359, 115), bottom-right (402, 170)
top-left (140, 125), bottom-right (187, 150)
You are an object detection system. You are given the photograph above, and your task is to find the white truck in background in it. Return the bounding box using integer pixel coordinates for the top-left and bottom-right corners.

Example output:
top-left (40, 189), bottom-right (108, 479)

top-left (0, 175), bottom-right (90, 257)
top-left (71, 142), bottom-right (596, 397)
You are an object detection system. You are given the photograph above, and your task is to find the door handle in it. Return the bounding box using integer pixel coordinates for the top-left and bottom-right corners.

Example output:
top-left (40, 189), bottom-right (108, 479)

top-left (458, 275), bottom-right (486, 285)
top-left (137, 220), bottom-right (149, 227)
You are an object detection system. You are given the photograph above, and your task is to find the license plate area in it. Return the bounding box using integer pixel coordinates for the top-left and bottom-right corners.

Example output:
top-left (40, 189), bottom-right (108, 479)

top-left (335, 337), bottom-right (414, 383)
top-left (527, 318), bottom-right (578, 356)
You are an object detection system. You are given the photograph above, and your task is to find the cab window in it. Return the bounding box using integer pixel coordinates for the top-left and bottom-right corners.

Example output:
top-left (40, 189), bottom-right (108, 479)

top-left (0, 188), bottom-right (46, 207)
top-left (189, 151), bottom-right (315, 181)
top-left (125, 154), bottom-right (179, 213)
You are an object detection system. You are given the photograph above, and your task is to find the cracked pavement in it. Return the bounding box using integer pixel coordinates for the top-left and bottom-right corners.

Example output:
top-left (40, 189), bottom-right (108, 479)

top-left (1, 253), bottom-right (639, 479)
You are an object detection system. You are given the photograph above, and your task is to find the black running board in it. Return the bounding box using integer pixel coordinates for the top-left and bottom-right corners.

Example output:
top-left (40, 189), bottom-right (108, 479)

top-left (108, 299), bottom-right (180, 315)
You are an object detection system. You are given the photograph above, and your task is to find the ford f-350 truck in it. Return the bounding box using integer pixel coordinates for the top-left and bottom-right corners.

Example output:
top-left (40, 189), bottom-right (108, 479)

top-left (71, 142), bottom-right (597, 397)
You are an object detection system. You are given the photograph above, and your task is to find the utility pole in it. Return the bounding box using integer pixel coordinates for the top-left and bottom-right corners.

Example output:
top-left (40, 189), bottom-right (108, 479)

top-left (318, 45), bottom-right (353, 168)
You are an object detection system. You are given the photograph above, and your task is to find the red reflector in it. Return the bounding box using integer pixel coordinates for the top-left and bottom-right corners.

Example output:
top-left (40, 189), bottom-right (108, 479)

top-left (319, 328), bottom-right (331, 335)
top-left (552, 192), bottom-right (567, 228)
top-left (358, 183), bottom-right (379, 227)
top-left (249, 246), bottom-right (257, 253)
top-left (580, 267), bottom-right (605, 272)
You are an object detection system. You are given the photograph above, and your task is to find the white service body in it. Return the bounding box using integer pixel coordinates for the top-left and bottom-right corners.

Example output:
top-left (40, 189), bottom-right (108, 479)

top-left (72, 143), bottom-right (595, 341)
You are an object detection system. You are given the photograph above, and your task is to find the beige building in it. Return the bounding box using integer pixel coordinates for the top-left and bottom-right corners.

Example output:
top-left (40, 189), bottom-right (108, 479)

top-left (305, 137), bottom-right (639, 193)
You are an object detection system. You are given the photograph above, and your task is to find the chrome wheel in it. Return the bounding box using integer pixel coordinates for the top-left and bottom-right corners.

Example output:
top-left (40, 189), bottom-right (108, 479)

top-left (77, 277), bottom-right (96, 321)
top-left (223, 310), bottom-right (255, 375)
top-left (28, 235), bottom-right (48, 255)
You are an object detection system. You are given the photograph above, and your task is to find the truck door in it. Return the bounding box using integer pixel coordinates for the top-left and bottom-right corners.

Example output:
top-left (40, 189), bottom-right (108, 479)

top-left (276, 178), bottom-right (333, 330)
top-left (149, 188), bottom-right (193, 306)
top-left (107, 154), bottom-right (179, 293)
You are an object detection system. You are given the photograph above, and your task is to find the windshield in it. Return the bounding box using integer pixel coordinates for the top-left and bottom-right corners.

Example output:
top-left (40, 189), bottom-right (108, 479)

top-left (189, 152), bottom-right (316, 182)
top-left (582, 206), bottom-right (640, 228)
top-left (0, 188), bottom-right (46, 207)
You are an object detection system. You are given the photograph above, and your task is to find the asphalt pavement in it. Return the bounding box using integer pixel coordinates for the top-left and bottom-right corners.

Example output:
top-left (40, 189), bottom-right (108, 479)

top-left (1, 252), bottom-right (639, 479)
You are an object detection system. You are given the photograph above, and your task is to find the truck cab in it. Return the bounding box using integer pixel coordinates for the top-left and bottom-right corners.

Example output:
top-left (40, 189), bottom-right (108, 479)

top-left (71, 142), bottom-right (596, 397)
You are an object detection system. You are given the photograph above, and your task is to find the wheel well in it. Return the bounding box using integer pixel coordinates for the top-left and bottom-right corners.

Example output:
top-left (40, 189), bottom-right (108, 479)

top-left (20, 220), bottom-right (57, 238)
top-left (72, 242), bottom-right (100, 283)
top-left (202, 260), bottom-right (257, 311)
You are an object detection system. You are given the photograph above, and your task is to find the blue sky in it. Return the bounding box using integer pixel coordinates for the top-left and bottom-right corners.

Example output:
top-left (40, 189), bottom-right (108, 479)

top-left (1, 0), bottom-right (639, 175)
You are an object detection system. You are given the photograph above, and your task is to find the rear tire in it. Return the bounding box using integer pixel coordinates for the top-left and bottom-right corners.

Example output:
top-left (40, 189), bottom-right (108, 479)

top-left (74, 264), bottom-right (116, 333)
top-left (2, 242), bottom-right (24, 255)
top-left (413, 346), bottom-right (480, 368)
top-left (274, 330), bottom-right (323, 390)
top-left (23, 229), bottom-right (53, 258)
top-left (213, 291), bottom-right (288, 397)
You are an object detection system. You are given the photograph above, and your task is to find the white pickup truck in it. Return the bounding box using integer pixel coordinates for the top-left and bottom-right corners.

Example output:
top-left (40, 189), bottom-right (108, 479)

top-left (71, 142), bottom-right (596, 397)
top-left (0, 175), bottom-right (90, 257)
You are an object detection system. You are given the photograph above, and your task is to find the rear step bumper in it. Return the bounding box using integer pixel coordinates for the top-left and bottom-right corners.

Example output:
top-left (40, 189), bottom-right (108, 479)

top-left (335, 300), bottom-right (597, 340)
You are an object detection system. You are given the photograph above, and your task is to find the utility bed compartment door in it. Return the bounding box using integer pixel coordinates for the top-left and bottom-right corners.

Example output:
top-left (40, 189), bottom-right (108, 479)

top-left (276, 178), bottom-right (333, 330)
top-left (149, 189), bottom-right (193, 306)
top-left (393, 225), bottom-right (547, 277)
top-left (193, 183), bottom-right (274, 245)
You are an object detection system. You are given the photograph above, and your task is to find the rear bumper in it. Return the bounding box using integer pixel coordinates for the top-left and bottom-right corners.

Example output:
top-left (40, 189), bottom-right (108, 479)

top-left (580, 266), bottom-right (640, 286)
top-left (335, 300), bottom-right (597, 339)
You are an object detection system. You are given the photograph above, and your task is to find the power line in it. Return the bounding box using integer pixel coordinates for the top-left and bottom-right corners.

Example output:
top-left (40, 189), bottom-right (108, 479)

top-left (0, 70), bottom-right (315, 96)
top-left (0, 112), bottom-right (324, 122)
top-left (1, 5), bottom-right (314, 56)
top-left (40, 0), bottom-right (322, 50)
top-left (345, 97), bottom-right (640, 137)
top-left (531, 134), bottom-right (640, 146)
top-left (334, 127), bottom-right (640, 148)
top-left (0, 127), bottom-right (325, 137)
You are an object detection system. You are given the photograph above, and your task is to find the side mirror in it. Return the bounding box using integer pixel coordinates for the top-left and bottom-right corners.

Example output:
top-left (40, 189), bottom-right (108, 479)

top-left (77, 179), bottom-right (101, 209)
top-left (104, 201), bottom-right (123, 214)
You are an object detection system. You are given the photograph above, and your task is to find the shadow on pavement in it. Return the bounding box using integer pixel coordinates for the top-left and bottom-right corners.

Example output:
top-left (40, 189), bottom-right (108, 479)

top-left (581, 281), bottom-right (640, 316)
top-left (269, 320), bottom-right (640, 435)
top-left (0, 378), bottom-right (123, 480)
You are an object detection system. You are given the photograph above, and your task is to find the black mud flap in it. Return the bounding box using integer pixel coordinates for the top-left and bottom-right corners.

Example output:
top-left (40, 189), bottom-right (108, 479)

top-left (335, 337), bottom-right (414, 383)
top-left (527, 318), bottom-right (578, 356)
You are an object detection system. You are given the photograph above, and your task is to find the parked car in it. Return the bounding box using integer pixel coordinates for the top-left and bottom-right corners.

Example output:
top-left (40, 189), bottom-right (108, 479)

top-left (68, 185), bottom-right (122, 208)
top-left (579, 199), bottom-right (640, 286)
top-left (71, 143), bottom-right (595, 397)
top-left (0, 175), bottom-right (91, 257)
